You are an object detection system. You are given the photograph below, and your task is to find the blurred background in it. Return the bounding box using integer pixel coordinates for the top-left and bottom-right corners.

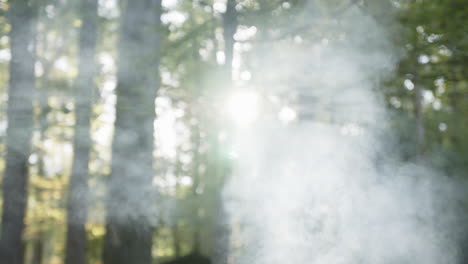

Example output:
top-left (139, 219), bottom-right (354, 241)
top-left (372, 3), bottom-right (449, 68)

top-left (0, 0), bottom-right (468, 264)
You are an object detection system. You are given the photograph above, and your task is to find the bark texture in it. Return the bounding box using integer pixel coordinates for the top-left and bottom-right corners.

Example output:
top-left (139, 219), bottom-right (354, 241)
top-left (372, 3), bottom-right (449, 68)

top-left (102, 1), bottom-right (162, 264)
top-left (0, 1), bottom-right (36, 263)
top-left (65, 1), bottom-right (98, 264)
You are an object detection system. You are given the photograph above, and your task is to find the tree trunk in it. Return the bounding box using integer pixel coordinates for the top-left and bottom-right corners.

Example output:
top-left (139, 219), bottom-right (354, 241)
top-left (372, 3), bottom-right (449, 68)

top-left (413, 83), bottom-right (424, 156)
top-left (31, 232), bottom-right (44, 264)
top-left (222, 0), bottom-right (238, 81)
top-left (191, 123), bottom-right (201, 255)
top-left (173, 151), bottom-right (182, 258)
top-left (212, 2), bottom-right (238, 263)
top-left (65, 1), bottom-right (98, 264)
top-left (0, 1), bottom-right (36, 264)
top-left (173, 222), bottom-right (181, 258)
top-left (102, 1), bottom-right (162, 264)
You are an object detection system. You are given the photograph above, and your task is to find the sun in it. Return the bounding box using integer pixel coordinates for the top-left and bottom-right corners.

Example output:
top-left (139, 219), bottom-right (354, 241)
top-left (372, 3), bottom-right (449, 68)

top-left (226, 90), bottom-right (260, 126)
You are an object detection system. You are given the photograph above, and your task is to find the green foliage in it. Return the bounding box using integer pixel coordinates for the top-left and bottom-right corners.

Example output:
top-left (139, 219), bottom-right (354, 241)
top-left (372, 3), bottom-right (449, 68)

top-left (0, 0), bottom-right (467, 263)
top-left (382, 0), bottom-right (468, 173)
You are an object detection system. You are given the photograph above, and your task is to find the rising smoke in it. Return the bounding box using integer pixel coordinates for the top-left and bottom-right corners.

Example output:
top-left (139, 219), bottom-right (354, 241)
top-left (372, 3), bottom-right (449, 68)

top-left (223, 2), bottom-right (464, 264)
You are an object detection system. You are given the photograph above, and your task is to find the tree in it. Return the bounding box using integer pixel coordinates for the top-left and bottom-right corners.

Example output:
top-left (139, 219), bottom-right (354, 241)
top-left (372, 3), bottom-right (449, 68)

top-left (102, 1), bottom-right (162, 264)
top-left (212, 1), bottom-right (239, 263)
top-left (0, 0), bottom-right (37, 263)
top-left (222, 0), bottom-right (238, 82)
top-left (65, 0), bottom-right (98, 264)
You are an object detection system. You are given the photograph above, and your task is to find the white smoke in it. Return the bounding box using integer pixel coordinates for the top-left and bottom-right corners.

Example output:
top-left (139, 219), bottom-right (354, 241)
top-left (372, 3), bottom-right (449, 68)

top-left (223, 3), bottom-right (462, 264)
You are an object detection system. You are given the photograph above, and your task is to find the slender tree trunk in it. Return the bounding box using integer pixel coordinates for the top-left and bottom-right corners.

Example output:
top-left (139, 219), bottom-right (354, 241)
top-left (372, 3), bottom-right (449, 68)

top-left (0, 1), bottom-right (36, 264)
top-left (173, 150), bottom-right (182, 258)
top-left (65, 1), bottom-right (98, 264)
top-left (413, 83), bottom-right (424, 156)
top-left (191, 123), bottom-right (201, 254)
top-left (31, 232), bottom-right (44, 264)
top-left (212, 2), bottom-right (238, 263)
top-left (102, 1), bottom-right (162, 264)
top-left (173, 221), bottom-right (181, 258)
top-left (222, 0), bottom-right (238, 81)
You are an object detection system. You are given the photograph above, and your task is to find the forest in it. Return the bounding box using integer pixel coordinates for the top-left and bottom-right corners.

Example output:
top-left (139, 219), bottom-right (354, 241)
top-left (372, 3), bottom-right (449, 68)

top-left (0, 0), bottom-right (468, 263)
